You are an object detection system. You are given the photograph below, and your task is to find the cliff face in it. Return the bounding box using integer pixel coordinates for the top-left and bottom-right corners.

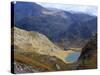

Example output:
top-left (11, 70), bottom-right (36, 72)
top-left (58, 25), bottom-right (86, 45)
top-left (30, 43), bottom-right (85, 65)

top-left (78, 34), bottom-right (97, 69)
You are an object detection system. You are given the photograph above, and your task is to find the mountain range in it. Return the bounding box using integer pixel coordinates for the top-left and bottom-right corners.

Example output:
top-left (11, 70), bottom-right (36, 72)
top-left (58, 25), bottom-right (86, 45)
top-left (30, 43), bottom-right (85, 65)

top-left (13, 1), bottom-right (97, 48)
top-left (11, 1), bottom-right (97, 73)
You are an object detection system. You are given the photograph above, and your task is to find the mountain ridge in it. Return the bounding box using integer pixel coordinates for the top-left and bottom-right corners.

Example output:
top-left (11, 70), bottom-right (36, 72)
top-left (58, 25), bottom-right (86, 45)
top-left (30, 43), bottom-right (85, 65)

top-left (13, 2), bottom-right (97, 48)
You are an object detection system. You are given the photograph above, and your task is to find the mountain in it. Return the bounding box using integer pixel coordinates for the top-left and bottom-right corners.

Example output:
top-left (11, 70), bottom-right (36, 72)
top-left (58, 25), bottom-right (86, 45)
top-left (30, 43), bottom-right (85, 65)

top-left (77, 34), bottom-right (97, 69)
top-left (14, 26), bottom-right (61, 52)
top-left (13, 1), bottom-right (97, 48)
top-left (13, 27), bottom-right (76, 63)
top-left (13, 1), bottom-right (47, 24)
top-left (60, 16), bottom-right (97, 48)
top-left (13, 27), bottom-right (80, 73)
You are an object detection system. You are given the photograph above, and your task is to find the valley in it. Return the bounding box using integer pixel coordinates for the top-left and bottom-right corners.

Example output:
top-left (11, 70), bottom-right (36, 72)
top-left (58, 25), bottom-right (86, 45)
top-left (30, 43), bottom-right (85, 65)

top-left (13, 27), bottom-right (82, 63)
top-left (11, 1), bottom-right (97, 73)
top-left (12, 27), bottom-right (82, 73)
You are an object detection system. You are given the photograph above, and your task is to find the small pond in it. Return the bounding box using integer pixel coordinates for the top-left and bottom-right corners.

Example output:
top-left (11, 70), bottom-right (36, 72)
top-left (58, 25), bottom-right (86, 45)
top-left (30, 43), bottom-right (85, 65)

top-left (65, 51), bottom-right (81, 62)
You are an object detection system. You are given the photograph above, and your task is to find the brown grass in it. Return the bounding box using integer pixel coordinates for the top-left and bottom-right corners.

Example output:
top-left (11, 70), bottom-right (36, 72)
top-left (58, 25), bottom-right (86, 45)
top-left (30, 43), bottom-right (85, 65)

top-left (14, 53), bottom-right (54, 71)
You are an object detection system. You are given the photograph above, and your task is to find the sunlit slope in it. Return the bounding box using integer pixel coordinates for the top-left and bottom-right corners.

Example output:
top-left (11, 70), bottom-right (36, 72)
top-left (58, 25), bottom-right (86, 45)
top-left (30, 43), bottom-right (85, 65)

top-left (14, 27), bottom-right (71, 63)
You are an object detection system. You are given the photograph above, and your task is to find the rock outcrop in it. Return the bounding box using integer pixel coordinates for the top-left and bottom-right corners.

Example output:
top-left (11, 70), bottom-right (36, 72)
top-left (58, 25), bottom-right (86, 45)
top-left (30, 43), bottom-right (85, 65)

top-left (78, 34), bottom-right (97, 69)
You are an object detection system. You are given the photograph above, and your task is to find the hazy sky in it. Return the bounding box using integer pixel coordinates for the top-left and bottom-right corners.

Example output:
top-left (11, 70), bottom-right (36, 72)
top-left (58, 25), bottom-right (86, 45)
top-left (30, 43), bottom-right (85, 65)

top-left (37, 2), bottom-right (97, 16)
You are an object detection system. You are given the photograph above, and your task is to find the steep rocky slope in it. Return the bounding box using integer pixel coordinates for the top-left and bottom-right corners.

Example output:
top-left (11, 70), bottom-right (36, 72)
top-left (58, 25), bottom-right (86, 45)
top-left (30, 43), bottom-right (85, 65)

top-left (78, 34), bottom-right (97, 69)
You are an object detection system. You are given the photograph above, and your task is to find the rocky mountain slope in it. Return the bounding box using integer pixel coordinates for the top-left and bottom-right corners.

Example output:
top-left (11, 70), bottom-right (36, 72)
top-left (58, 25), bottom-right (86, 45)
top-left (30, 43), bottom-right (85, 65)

top-left (12, 27), bottom-right (80, 73)
top-left (14, 27), bottom-right (74, 63)
top-left (78, 34), bottom-right (97, 69)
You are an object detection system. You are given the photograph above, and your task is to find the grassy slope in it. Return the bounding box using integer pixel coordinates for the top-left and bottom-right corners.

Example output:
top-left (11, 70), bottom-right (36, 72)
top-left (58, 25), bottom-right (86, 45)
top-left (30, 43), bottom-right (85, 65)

top-left (14, 50), bottom-right (79, 72)
top-left (13, 27), bottom-right (74, 63)
top-left (14, 53), bottom-right (53, 71)
top-left (13, 27), bottom-right (81, 72)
